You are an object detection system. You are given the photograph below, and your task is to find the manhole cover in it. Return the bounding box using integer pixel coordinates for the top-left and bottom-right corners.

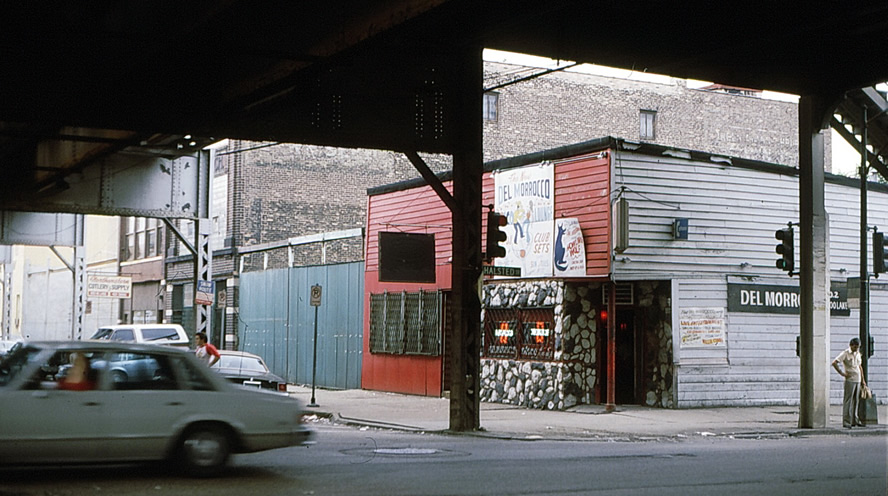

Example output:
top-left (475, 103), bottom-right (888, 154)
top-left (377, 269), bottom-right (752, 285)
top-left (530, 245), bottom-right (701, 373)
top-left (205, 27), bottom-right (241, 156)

top-left (374, 447), bottom-right (439, 455)
top-left (341, 446), bottom-right (469, 458)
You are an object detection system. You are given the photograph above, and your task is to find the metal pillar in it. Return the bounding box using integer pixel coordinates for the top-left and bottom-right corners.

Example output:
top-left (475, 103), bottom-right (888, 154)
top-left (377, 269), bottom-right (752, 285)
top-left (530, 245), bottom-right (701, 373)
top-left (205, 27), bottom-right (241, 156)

top-left (858, 105), bottom-right (879, 424)
top-left (194, 218), bottom-right (212, 336)
top-left (449, 46), bottom-right (484, 432)
top-left (797, 95), bottom-right (831, 428)
top-left (3, 263), bottom-right (10, 339)
top-left (0, 263), bottom-right (12, 339)
top-left (605, 281), bottom-right (616, 412)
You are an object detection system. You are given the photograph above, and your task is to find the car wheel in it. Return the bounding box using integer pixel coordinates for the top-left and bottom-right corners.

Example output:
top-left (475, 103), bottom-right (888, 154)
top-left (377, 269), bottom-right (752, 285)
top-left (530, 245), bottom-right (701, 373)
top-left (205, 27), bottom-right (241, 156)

top-left (178, 425), bottom-right (231, 477)
top-left (110, 370), bottom-right (127, 383)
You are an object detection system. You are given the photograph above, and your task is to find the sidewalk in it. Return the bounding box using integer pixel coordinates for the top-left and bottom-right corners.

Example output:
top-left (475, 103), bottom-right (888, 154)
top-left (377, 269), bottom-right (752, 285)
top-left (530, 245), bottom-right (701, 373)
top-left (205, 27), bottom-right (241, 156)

top-left (289, 385), bottom-right (888, 441)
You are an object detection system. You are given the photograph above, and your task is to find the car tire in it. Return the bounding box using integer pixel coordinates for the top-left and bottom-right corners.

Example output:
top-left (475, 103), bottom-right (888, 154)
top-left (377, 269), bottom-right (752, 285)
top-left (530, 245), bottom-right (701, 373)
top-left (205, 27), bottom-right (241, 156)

top-left (110, 370), bottom-right (127, 383)
top-left (178, 425), bottom-right (231, 477)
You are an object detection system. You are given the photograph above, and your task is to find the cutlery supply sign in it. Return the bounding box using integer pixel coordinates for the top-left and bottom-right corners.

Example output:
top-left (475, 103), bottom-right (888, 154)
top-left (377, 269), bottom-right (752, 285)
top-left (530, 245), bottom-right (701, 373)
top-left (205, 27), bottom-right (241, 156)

top-left (87, 275), bottom-right (132, 299)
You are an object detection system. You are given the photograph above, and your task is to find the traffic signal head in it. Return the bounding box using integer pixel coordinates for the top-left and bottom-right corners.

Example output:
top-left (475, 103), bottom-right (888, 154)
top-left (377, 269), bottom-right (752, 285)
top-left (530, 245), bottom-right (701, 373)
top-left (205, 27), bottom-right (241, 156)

top-left (775, 227), bottom-right (794, 274)
top-left (486, 211), bottom-right (508, 260)
top-left (875, 231), bottom-right (886, 276)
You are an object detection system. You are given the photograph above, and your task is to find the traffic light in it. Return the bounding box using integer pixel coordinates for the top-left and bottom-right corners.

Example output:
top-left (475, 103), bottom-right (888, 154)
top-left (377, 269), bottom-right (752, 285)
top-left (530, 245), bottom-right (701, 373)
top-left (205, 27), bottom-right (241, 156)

top-left (874, 231), bottom-right (886, 277)
top-left (775, 226), bottom-right (794, 275)
top-left (486, 211), bottom-right (508, 260)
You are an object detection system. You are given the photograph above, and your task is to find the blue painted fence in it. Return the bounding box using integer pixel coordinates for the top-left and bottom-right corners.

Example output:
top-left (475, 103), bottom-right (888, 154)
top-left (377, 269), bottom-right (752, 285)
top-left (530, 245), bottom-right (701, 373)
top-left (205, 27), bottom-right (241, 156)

top-left (238, 262), bottom-right (363, 389)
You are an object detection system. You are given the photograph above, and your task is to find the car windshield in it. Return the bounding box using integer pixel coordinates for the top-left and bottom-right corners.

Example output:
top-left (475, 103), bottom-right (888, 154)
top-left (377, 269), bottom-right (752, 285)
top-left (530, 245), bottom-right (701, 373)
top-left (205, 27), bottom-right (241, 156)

top-left (90, 329), bottom-right (113, 340)
top-left (215, 355), bottom-right (267, 373)
top-left (141, 328), bottom-right (182, 341)
top-left (0, 344), bottom-right (42, 386)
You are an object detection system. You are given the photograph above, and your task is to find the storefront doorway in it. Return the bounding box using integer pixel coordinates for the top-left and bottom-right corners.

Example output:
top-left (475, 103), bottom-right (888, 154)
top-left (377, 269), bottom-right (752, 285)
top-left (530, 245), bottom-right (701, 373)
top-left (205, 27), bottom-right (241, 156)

top-left (599, 308), bottom-right (639, 405)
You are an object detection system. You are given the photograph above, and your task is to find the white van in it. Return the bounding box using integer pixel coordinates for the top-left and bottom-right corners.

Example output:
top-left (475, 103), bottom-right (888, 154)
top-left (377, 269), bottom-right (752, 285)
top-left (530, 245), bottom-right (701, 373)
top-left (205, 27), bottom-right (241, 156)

top-left (89, 324), bottom-right (190, 349)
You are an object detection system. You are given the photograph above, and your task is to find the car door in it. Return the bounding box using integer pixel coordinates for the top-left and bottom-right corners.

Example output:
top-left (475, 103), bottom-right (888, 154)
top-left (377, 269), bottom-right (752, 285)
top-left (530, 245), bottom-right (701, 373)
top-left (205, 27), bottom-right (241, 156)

top-left (0, 349), bottom-right (105, 464)
top-left (99, 350), bottom-right (198, 461)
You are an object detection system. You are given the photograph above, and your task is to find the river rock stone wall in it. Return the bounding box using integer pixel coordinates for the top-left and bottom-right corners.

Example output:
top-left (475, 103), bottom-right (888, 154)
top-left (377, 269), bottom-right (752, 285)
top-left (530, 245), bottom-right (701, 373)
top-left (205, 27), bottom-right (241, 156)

top-left (481, 279), bottom-right (674, 410)
top-left (636, 281), bottom-right (674, 408)
top-left (481, 279), bottom-right (595, 410)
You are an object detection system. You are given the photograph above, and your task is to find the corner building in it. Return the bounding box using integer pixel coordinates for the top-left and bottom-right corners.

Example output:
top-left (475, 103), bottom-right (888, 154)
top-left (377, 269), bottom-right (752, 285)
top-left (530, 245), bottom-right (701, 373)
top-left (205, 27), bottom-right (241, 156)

top-left (363, 137), bottom-right (887, 409)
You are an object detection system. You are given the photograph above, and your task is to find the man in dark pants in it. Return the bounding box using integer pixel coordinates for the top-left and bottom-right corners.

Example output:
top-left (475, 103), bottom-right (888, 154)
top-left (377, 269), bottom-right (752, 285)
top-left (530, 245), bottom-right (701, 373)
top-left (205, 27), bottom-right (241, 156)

top-left (832, 337), bottom-right (867, 428)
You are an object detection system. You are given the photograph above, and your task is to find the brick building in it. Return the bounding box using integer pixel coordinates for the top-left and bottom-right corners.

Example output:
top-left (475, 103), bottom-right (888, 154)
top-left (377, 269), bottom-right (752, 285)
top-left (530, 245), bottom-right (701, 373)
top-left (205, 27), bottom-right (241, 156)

top-left (160, 55), bottom-right (814, 349)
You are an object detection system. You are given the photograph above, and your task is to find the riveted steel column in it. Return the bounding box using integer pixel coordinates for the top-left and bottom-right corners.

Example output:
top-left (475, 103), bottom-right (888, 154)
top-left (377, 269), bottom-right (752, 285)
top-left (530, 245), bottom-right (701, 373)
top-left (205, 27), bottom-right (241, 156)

top-left (449, 46), bottom-right (483, 432)
top-left (72, 214), bottom-right (85, 340)
top-left (193, 149), bottom-right (213, 337)
top-left (798, 95), bottom-right (831, 429)
top-left (2, 260), bottom-right (10, 340)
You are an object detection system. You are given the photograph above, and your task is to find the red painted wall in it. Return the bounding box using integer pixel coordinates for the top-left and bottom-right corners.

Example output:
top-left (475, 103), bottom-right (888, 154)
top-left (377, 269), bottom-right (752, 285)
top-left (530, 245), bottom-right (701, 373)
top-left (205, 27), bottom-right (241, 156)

top-left (362, 150), bottom-right (613, 395)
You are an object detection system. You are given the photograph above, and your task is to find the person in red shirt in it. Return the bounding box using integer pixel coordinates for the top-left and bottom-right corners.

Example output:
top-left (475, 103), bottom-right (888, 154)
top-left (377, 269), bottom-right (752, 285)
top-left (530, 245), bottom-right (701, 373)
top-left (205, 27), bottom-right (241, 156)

top-left (194, 332), bottom-right (220, 367)
top-left (59, 352), bottom-right (96, 391)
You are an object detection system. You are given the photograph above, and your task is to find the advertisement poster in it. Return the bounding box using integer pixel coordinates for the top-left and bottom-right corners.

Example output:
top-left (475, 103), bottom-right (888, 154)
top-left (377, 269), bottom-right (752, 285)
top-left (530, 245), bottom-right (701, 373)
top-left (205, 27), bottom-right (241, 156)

top-left (553, 217), bottom-right (586, 276)
top-left (86, 275), bottom-right (132, 299)
top-left (494, 162), bottom-right (554, 277)
top-left (679, 307), bottom-right (726, 348)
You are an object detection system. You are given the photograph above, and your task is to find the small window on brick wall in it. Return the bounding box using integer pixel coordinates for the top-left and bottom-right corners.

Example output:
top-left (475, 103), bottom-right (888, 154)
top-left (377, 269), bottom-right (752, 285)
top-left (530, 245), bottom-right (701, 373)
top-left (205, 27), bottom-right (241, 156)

top-left (640, 109), bottom-right (656, 140)
top-left (369, 290), bottom-right (442, 355)
top-left (484, 307), bottom-right (555, 361)
top-left (483, 92), bottom-right (499, 122)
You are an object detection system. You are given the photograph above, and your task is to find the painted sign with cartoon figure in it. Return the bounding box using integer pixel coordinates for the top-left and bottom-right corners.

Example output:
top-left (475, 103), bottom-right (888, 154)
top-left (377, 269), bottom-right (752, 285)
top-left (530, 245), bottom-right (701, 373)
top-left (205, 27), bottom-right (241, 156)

top-left (494, 162), bottom-right (554, 277)
top-left (553, 218), bottom-right (586, 276)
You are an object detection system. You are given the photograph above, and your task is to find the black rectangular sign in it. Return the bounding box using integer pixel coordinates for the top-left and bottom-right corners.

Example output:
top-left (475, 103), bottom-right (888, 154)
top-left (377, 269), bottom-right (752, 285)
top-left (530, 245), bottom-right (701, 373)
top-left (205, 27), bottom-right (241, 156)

top-left (727, 282), bottom-right (849, 316)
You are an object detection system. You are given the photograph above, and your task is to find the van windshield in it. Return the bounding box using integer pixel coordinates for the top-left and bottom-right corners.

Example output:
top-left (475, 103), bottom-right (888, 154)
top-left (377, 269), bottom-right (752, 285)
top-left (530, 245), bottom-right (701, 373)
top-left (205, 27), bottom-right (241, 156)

top-left (142, 328), bottom-right (182, 341)
top-left (90, 329), bottom-right (113, 340)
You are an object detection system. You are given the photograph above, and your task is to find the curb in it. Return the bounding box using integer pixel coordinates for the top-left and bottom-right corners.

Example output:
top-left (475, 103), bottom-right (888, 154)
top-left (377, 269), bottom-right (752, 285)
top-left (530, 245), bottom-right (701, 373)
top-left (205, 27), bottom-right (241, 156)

top-left (321, 410), bottom-right (888, 441)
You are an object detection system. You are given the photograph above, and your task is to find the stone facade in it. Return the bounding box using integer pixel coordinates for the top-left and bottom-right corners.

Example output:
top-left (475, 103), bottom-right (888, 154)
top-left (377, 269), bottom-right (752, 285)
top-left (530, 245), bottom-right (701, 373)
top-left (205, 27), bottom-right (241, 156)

top-left (481, 279), bottom-right (674, 410)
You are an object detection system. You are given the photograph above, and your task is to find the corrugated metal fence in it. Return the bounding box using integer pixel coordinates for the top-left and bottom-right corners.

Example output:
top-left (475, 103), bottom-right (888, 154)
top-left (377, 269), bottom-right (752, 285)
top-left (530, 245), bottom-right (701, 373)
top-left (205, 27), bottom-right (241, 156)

top-left (238, 262), bottom-right (363, 389)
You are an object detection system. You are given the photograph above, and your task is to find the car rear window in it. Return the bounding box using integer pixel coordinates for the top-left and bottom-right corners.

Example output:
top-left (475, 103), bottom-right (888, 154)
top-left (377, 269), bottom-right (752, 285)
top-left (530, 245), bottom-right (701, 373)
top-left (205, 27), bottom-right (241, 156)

top-left (217, 355), bottom-right (266, 373)
top-left (141, 328), bottom-right (184, 342)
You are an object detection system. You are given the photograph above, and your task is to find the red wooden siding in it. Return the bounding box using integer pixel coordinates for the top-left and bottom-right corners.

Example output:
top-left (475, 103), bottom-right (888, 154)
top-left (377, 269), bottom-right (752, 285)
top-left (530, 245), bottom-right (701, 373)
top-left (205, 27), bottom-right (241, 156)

top-left (362, 149), bottom-right (613, 395)
top-left (553, 153), bottom-right (612, 277)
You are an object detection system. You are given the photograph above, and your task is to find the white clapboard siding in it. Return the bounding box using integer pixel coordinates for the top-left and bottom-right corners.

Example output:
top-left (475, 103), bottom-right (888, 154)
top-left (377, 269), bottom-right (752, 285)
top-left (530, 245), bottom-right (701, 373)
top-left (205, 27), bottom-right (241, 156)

top-left (617, 149), bottom-right (888, 407)
top-left (612, 150), bottom-right (888, 281)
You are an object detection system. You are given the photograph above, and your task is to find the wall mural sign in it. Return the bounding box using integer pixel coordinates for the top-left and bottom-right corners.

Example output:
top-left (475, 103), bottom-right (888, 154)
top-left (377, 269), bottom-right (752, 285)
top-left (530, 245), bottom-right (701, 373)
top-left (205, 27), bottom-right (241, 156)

top-left (679, 307), bottom-right (726, 348)
top-left (727, 282), bottom-right (850, 316)
top-left (553, 217), bottom-right (586, 276)
top-left (494, 162), bottom-right (554, 277)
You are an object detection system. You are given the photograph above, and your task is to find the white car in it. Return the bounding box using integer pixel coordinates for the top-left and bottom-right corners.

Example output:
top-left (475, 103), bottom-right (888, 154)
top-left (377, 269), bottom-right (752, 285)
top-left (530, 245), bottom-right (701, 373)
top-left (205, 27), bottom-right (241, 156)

top-left (0, 341), bottom-right (313, 476)
top-left (89, 324), bottom-right (190, 349)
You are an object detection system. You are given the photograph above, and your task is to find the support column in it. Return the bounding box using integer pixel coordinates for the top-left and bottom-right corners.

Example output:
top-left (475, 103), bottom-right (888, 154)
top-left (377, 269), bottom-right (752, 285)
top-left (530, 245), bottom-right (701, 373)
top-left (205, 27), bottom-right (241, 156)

top-left (449, 45), bottom-right (483, 432)
top-left (2, 262), bottom-right (9, 340)
top-left (605, 281), bottom-right (616, 412)
top-left (194, 218), bottom-right (212, 336)
top-left (798, 95), bottom-right (831, 428)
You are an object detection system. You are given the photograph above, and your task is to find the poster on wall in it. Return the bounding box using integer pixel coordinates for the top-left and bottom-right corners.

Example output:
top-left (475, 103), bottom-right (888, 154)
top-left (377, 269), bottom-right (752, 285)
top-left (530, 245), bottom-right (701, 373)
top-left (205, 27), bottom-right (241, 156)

top-left (679, 307), bottom-right (726, 348)
top-left (494, 162), bottom-right (554, 277)
top-left (553, 217), bottom-right (586, 276)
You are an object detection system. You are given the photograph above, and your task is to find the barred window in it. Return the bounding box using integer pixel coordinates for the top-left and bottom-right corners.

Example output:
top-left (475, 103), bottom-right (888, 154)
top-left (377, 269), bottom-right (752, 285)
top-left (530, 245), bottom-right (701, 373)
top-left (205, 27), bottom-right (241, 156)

top-left (484, 307), bottom-right (555, 361)
top-left (369, 290), bottom-right (442, 355)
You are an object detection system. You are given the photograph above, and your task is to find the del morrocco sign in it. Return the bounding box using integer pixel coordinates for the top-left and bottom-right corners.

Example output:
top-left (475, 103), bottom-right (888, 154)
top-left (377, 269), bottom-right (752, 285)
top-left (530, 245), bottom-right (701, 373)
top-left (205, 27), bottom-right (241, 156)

top-left (727, 282), bottom-right (850, 316)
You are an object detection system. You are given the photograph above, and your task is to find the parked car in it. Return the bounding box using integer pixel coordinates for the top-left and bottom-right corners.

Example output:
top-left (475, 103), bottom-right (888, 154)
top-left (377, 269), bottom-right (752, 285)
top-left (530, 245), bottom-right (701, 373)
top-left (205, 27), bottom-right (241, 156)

top-left (211, 350), bottom-right (287, 393)
top-left (0, 341), bottom-right (313, 475)
top-left (0, 339), bottom-right (21, 359)
top-left (89, 324), bottom-right (190, 349)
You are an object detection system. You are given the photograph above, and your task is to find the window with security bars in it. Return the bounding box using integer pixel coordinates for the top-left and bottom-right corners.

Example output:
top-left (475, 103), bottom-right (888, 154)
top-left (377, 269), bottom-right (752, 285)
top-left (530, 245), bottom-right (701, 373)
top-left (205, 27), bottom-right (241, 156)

top-left (483, 307), bottom-right (555, 361)
top-left (369, 290), bottom-right (442, 355)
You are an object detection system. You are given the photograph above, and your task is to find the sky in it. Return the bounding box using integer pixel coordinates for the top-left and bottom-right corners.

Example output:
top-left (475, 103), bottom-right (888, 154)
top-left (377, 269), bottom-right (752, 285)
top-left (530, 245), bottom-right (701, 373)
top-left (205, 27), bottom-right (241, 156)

top-left (484, 49), bottom-right (880, 178)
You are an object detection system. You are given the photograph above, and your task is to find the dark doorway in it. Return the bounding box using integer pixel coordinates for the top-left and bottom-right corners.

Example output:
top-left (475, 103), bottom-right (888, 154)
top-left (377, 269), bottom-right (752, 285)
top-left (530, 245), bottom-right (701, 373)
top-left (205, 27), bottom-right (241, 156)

top-left (598, 308), bottom-right (638, 405)
top-left (614, 309), bottom-right (637, 404)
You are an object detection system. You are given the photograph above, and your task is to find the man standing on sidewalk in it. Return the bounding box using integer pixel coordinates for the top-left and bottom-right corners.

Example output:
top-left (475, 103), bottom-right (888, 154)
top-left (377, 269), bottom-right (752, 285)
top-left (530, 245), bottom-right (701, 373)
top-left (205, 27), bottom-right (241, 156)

top-left (832, 337), bottom-right (867, 428)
